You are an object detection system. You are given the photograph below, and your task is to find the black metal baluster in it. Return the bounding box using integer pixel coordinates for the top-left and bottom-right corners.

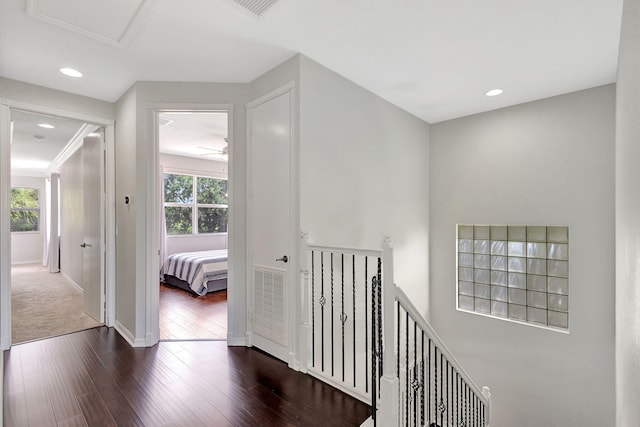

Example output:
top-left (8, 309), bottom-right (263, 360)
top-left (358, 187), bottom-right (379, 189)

top-left (440, 352), bottom-right (444, 427)
top-left (341, 253), bottom-right (345, 382)
top-left (365, 257), bottom-right (369, 393)
top-left (331, 253), bottom-right (335, 377)
top-left (377, 257), bottom-right (383, 381)
top-left (421, 330), bottom-right (425, 427)
top-left (405, 310), bottom-right (409, 427)
top-left (428, 339), bottom-right (432, 424)
top-left (352, 254), bottom-right (356, 388)
top-left (371, 274), bottom-right (377, 426)
top-left (321, 252), bottom-right (325, 372)
top-left (311, 251), bottom-right (315, 368)
top-left (446, 360), bottom-right (449, 427)
top-left (434, 346), bottom-right (438, 427)
top-left (413, 320), bottom-right (417, 427)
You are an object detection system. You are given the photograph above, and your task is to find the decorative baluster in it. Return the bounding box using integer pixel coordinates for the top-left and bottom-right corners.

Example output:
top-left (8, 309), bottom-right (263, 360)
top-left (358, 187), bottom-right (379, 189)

top-left (311, 251), bottom-right (315, 368)
top-left (405, 310), bottom-right (409, 427)
top-left (413, 320), bottom-right (418, 427)
top-left (421, 331), bottom-right (425, 427)
top-left (320, 252), bottom-right (325, 372)
top-left (341, 253), bottom-right (345, 382)
top-left (331, 253), bottom-right (335, 377)
top-left (377, 257), bottom-right (383, 382)
top-left (439, 352), bottom-right (444, 427)
top-left (371, 274), bottom-right (377, 425)
top-left (428, 339), bottom-right (432, 425)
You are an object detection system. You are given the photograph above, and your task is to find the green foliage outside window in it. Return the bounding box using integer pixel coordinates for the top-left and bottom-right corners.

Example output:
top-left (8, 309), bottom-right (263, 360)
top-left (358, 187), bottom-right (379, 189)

top-left (164, 173), bottom-right (228, 235)
top-left (11, 188), bottom-right (40, 232)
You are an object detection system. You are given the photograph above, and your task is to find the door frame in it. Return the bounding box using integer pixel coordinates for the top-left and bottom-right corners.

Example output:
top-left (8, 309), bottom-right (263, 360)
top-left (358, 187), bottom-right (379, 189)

top-left (246, 81), bottom-right (300, 369)
top-left (0, 99), bottom-right (116, 350)
top-left (146, 102), bottom-right (235, 346)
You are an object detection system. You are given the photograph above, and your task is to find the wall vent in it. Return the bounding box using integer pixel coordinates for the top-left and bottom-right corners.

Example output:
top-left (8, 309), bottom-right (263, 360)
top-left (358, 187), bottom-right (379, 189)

top-left (253, 266), bottom-right (286, 345)
top-left (232, 0), bottom-right (279, 17)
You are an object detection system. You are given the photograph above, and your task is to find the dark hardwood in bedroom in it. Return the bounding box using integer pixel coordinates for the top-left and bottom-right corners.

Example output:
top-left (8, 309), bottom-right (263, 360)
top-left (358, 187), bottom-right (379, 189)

top-left (3, 327), bottom-right (371, 426)
top-left (160, 283), bottom-right (227, 340)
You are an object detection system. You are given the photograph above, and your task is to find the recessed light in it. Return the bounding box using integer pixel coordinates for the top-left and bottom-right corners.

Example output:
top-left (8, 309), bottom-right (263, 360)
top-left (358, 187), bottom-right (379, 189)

top-left (34, 135), bottom-right (45, 141)
top-left (60, 67), bottom-right (83, 78)
top-left (486, 88), bottom-right (504, 97)
top-left (88, 132), bottom-right (100, 137)
top-left (38, 123), bottom-right (55, 129)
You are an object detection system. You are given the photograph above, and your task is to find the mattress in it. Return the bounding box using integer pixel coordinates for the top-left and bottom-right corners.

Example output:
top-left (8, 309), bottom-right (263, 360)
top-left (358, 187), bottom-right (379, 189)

top-left (161, 249), bottom-right (228, 296)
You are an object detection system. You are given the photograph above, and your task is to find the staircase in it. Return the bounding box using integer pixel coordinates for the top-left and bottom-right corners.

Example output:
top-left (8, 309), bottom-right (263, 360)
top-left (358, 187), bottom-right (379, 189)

top-left (300, 236), bottom-right (491, 427)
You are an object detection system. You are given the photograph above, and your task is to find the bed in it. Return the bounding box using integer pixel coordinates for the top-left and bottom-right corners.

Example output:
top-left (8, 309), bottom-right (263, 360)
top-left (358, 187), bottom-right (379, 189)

top-left (161, 249), bottom-right (228, 296)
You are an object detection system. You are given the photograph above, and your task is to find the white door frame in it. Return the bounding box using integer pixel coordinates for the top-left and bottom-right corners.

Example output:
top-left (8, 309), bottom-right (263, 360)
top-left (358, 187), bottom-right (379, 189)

top-left (246, 81), bottom-right (300, 368)
top-left (145, 102), bottom-right (235, 346)
top-left (0, 99), bottom-right (116, 350)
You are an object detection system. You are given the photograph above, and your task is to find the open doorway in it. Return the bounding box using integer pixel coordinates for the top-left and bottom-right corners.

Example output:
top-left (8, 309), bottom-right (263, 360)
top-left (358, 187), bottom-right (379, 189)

top-left (157, 111), bottom-right (230, 340)
top-left (9, 110), bottom-right (105, 344)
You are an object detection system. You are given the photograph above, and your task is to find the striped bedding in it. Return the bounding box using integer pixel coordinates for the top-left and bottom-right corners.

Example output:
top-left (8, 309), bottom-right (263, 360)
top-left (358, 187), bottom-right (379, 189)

top-left (161, 249), bottom-right (228, 296)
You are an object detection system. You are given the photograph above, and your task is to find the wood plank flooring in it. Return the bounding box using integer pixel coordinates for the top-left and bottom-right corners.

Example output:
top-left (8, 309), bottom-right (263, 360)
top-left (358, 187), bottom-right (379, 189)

top-left (3, 327), bottom-right (371, 426)
top-left (159, 284), bottom-right (227, 340)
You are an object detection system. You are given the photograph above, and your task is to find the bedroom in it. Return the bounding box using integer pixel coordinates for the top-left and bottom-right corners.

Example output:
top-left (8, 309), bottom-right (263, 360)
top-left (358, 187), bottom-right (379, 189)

top-left (158, 110), bottom-right (231, 341)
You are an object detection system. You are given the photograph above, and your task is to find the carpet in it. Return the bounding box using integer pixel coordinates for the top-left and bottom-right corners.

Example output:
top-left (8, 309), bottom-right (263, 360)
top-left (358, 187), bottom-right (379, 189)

top-left (11, 264), bottom-right (102, 344)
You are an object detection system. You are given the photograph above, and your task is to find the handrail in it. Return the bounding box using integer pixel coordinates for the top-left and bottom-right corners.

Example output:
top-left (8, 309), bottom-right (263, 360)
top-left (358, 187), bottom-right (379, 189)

top-left (395, 286), bottom-right (489, 407)
top-left (307, 243), bottom-right (382, 258)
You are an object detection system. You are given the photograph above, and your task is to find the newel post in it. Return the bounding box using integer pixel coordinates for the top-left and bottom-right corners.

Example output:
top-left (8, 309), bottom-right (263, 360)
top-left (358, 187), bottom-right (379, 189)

top-left (379, 237), bottom-right (399, 426)
top-left (482, 386), bottom-right (492, 427)
top-left (298, 232), bottom-right (313, 373)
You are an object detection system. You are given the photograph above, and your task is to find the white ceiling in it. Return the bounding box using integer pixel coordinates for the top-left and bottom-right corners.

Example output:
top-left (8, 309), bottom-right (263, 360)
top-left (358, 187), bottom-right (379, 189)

top-left (159, 111), bottom-right (229, 162)
top-left (0, 0), bottom-right (624, 123)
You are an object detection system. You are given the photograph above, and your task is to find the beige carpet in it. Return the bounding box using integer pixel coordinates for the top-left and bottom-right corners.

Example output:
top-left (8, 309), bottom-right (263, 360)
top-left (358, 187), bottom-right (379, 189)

top-left (11, 264), bottom-right (102, 344)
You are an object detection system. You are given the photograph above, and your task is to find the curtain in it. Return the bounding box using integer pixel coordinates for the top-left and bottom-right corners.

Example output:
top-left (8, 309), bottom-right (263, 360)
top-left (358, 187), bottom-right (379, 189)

top-left (43, 176), bottom-right (50, 267)
top-left (46, 173), bottom-right (60, 273)
top-left (159, 165), bottom-right (167, 281)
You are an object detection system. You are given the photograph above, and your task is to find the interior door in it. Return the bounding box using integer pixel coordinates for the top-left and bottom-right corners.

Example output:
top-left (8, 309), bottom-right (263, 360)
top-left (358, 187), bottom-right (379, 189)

top-left (82, 133), bottom-right (103, 322)
top-left (247, 87), bottom-right (294, 363)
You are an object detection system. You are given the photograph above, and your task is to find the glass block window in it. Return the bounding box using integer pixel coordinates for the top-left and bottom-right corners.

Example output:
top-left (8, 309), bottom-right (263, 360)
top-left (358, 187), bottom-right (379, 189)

top-left (457, 225), bottom-right (569, 330)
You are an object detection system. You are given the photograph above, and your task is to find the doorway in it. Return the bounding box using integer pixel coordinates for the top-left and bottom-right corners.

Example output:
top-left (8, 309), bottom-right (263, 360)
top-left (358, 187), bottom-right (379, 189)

top-left (156, 110), bottom-right (231, 341)
top-left (0, 104), bottom-right (115, 349)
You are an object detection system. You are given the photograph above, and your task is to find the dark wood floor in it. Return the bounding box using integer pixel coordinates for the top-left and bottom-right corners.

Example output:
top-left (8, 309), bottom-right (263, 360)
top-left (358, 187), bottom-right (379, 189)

top-left (159, 284), bottom-right (228, 340)
top-left (3, 327), bottom-right (370, 426)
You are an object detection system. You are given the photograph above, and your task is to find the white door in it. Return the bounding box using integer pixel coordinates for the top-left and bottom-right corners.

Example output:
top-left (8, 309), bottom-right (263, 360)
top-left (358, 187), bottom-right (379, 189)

top-left (82, 133), bottom-right (103, 322)
top-left (247, 86), bottom-right (295, 363)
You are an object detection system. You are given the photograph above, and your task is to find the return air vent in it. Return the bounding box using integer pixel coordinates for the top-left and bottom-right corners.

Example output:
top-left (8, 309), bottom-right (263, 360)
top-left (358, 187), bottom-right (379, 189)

top-left (232, 0), bottom-right (279, 16)
top-left (253, 266), bottom-right (286, 345)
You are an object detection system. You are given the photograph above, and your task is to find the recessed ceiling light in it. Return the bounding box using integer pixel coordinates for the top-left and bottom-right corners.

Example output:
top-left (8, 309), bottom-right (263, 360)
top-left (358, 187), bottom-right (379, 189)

top-left (34, 135), bottom-right (45, 141)
top-left (38, 123), bottom-right (55, 129)
top-left (88, 132), bottom-right (100, 137)
top-left (60, 67), bottom-right (83, 78)
top-left (486, 88), bottom-right (504, 97)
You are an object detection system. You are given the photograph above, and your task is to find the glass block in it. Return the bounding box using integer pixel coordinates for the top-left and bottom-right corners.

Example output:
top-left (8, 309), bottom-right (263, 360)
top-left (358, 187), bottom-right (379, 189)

top-left (527, 226), bottom-right (547, 242)
top-left (491, 270), bottom-right (508, 286)
top-left (509, 304), bottom-right (527, 321)
top-left (547, 226), bottom-right (569, 243)
top-left (474, 268), bottom-right (490, 284)
top-left (474, 254), bottom-right (491, 269)
top-left (474, 283), bottom-right (491, 299)
top-left (491, 241), bottom-right (507, 255)
top-left (458, 267), bottom-right (474, 282)
top-left (508, 241), bottom-right (526, 257)
top-left (458, 253), bottom-right (474, 267)
top-left (548, 294), bottom-right (569, 312)
top-left (491, 301), bottom-right (508, 318)
top-left (527, 307), bottom-right (548, 325)
top-left (548, 243), bottom-right (569, 260)
top-left (474, 225), bottom-right (490, 239)
top-left (508, 226), bottom-right (526, 241)
top-left (527, 274), bottom-right (547, 292)
top-left (491, 256), bottom-right (507, 271)
top-left (458, 225), bottom-right (473, 239)
top-left (527, 291), bottom-right (547, 309)
top-left (508, 288), bottom-right (526, 305)
top-left (491, 285), bottom-right (507, 302)
top-left (458, 295), bottom-right (474, 311)
top-left (527, 242), bottom-right (547, 259)
top-left (459, 281), bottom-right (474, 296)
top-left (474, 298), bottom-right (491, 314)
top-left (508, 273), bottom-right (526, 289)
top-left (508, 257), bottom-right (526, 273)
top-left (458, 239), bottom-right (473, 253)
top-left (474, 240), bottom-right (490, 254)
top-left (548, 277), bottom-right (569, 295)
top-left (491, 225), bottom-right (507, 241)
top-left (527, 258), bottom-right (547, 275)
top-left (548, 260), bottom-right (569, 278)
top-left (548, 311), bottom-right (568, 329)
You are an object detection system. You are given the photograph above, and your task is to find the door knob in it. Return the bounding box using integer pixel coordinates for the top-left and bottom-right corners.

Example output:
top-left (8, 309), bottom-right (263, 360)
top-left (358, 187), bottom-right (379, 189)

top-left (276, 255), bottom-right (288, 263)
top-left (80, 243), bottom-right (92, 248)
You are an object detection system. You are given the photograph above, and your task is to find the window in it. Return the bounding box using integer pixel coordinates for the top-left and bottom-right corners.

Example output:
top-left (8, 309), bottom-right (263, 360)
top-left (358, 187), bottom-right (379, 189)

top-left (11, 187), bottom-right (40, 232)
top-left (457, 225), bottom-right (569, 330)
top-left (164, 173), bottom-right (228, 235)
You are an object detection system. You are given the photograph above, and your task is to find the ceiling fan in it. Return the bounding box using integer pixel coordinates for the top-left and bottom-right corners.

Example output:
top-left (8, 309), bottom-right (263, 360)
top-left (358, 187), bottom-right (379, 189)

top-left (198, 138), bottom-right (228, 158)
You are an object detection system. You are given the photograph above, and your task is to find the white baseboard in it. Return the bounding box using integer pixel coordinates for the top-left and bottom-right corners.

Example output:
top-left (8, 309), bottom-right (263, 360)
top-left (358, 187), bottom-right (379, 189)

top-left (10, 260), bottom-right (42, 265)
top-left (61, 272), bottom-right (84, 294)
top-left (227, 333), bottom-right (246, 346)
top-left (115, 320), bottom-right (146, 347)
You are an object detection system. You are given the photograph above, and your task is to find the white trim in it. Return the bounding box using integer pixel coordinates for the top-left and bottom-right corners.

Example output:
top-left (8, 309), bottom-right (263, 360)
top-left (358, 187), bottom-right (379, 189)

top-left (61, 272), bottom-right (84, 294)
top-left (26, 0), bottom-right (156, 48)
top-left (10, 260), bottom-right (44, 266)
top-left (147, 103), bottom-right (235, 347)
top-left (49, 123), bottom-right (98, 173)
top-left (227, 335), bottom-right (247, 346)
top-left (115, 320), bottom-right (146, 347)
top-left (1, 103), bottom-right (12, 350)
top-left (245, 81), bottom-right (296, 109)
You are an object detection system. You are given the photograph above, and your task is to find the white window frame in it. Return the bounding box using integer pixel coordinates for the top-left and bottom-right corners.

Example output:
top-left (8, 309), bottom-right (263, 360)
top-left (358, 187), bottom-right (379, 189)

top-left (10, 186), bottom-right (40, 234)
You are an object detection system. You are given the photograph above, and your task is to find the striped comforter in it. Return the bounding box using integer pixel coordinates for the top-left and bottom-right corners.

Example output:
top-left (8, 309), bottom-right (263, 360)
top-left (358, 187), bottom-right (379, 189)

top-left (162, 249), bottom-right (228, 296)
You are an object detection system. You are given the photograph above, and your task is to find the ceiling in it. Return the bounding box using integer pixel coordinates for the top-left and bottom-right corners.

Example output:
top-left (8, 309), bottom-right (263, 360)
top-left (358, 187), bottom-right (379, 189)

top-left (159, 111), bottom-right (229, 161)
top-left (0, 0), bottom-right (624, 123)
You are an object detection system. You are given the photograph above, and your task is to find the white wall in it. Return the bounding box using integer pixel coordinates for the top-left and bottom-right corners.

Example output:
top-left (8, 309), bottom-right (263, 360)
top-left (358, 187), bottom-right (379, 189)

top-left (615, 0), bottom-right (640, 424)
top-left (299, 56), bottom-right (431, 313)
top-left (429, 85), bottom-right (615, 427)
top-left (10, 175), bottom-right (46, 264)
top-left (160, 153), bottom-right (228, 256)
top-left (59, 147), bottom-right (84, 288)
